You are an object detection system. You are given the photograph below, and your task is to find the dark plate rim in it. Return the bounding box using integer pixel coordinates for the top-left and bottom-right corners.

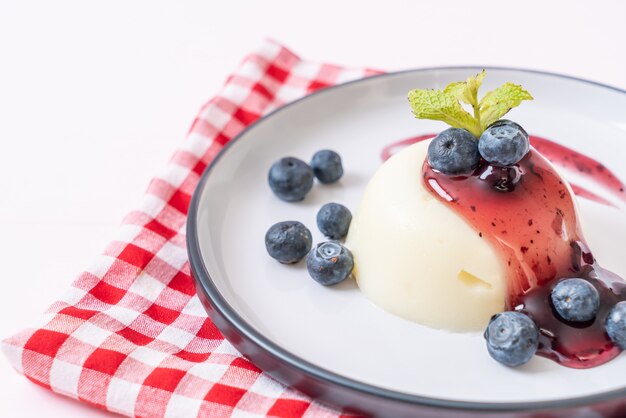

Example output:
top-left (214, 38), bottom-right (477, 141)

top-left (187, 66), bottom-right (626, 413)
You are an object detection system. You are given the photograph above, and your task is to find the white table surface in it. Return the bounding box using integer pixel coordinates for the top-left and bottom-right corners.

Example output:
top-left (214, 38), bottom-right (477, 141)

top-left (1, 1), bottom-right (625, 416)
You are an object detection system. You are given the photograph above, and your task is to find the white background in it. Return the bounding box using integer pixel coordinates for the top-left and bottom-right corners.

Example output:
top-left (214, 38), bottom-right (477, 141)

top-left (1, 1), bottom-right (625, 416)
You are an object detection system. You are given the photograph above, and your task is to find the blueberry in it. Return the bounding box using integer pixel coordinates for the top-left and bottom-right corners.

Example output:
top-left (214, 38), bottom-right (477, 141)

top-left (427, 128), bottom-right (480, 175)
top-left (317, 203), bottom-right (352, 240)
top-left (484, 311), bottom-right (539, 367)
top-left (306, 241), bottom-right (353, 286)
top-left (310, 150), bottom-right (343, 184)
top-left (477, 164), bottom-right (523, 192)
top-left (268, 157), bottom-right (314, 202)
top-left (478, 120), bottom-right (530, 166)
top-left (606, 301), bottom-right (626, 349)
top-left (265, 221), bottom-right (312, 264)
top-left (550, 278), bottom-right (600, 322)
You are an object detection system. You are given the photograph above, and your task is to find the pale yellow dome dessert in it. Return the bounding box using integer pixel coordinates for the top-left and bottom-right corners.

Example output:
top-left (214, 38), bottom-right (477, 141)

top-left (345, 140), bottom-right (506, 332)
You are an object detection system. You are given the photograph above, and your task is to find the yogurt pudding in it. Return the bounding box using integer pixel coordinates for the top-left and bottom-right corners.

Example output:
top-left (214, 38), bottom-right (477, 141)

top-left (346, 140), bottom-right (506, 332)
top-left (346, 71), bottom-right (626, 368)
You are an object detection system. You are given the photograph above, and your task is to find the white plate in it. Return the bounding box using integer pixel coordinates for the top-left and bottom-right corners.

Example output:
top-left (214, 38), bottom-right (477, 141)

top-left (188, 68), bottom-right (626, 415)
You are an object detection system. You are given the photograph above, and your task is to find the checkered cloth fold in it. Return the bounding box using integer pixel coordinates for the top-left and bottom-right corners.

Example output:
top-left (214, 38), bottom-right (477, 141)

top-left (2, 40), bottom-right (380, 418)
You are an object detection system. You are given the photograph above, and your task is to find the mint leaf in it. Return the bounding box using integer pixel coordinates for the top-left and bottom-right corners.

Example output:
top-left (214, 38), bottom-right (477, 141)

top-left (478, 83), bottom-right (533, 129)
top-left (407, 71), bottom-right (532, 138)
top-left (408, 89), bottom-right (482, 137)
top-left (444, 70), bottom-right (486, 107)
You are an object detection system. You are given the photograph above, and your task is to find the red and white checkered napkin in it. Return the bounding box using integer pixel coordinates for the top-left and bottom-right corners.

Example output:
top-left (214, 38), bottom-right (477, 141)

top-left (2, 40), bottom-right (381, 418)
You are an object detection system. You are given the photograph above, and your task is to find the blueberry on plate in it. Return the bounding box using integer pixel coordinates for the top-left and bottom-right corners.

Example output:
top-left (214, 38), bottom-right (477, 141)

top-left (478, 119), bottom-right (530, 166)
top-left (550, 278), bottom-right (600, 322)
top-left (265, 221), bottom-right (312, 264)
top-left (317, 203), bottom-right (352, 240)
top-left (310, 150), bottom-right (343, 184)
top-left (427, 128), bottom-right (480, 175)
top-left (268, 157), bottom-right (314, 202)
top-left (306, 241), bottom-right (353, 286)
top-left (484, 311), bottom-right (539, 367)
top-left (606, 301), bottom-right (626, 349)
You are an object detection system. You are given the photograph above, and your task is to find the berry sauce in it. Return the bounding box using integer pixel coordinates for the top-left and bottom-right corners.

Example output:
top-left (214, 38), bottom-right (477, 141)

top-left (382, 134), bottom-right (626, 368)
top-left (531, 136), bottom-right (626, 207)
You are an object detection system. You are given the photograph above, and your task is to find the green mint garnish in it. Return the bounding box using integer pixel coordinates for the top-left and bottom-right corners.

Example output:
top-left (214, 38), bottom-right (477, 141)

top-left (407, 70), bottom-right (533, 138)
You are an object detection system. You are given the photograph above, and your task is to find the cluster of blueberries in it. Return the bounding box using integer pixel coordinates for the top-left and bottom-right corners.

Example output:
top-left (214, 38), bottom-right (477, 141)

top-left (265, 150), bottom-right (354, 285)
top-left (428, 119), bottom-right (530, 176)
top-left (264, 135), bottom-right (626, 368)
top-left (486, 279), bottom-right (626, 367)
